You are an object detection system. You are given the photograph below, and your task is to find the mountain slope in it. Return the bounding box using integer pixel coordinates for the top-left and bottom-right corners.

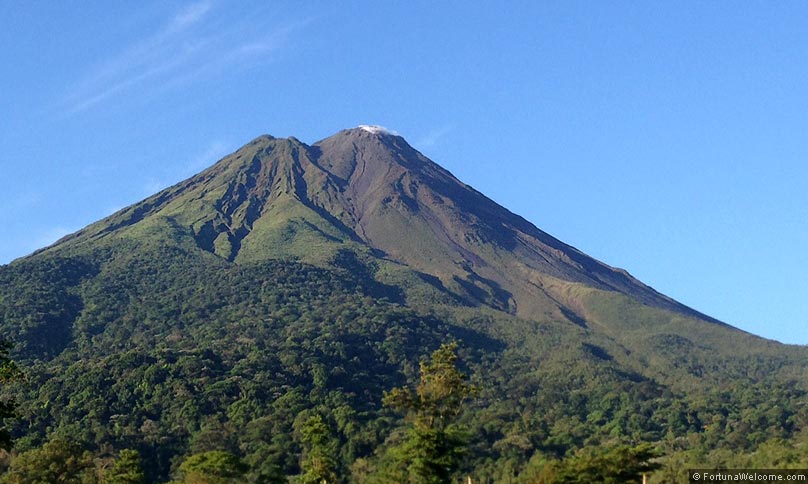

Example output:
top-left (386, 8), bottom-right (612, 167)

top-left (29, 125), bottom-right (807, 391)
top-left (48, 127), bottom-right (714, 325)
top-left (3, 126), bottom-right (808, 481)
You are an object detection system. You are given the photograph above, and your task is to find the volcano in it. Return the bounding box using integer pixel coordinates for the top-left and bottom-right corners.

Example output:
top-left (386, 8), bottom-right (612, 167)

top-left (49, 126), bottom-right (716, 325)
top-left (2, 126), bottom-right (806, 481)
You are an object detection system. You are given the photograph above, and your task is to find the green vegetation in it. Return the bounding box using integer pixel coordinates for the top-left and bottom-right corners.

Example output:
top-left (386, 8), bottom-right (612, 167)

top-left (0, 341), bottom-right (19, 452)
top-left (177, 451), bottom-right (247, 483)
top-left (107, 450), bottom-right (146, 484)
top-left (1, 439), bottom-right (97, 483)
top-left (3, 131), bottom-right (808, 481)
top-left (521, 443), bottom-right (660, 483)
top-left (380, 342), bottom-right (478, 484)
top-left (1, 244), bottom-right (808, 481)
top-left (296, 415), bottom-right (339, 484)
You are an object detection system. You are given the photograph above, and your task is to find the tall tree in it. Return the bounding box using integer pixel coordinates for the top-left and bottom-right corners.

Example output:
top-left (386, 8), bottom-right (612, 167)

top-left (106, 449), bottom-right (145, 484)
top-left (177, 451), bottom-right (247, 484)
top-left (297, 414), bottom-right (339, 484)
top-left (381, 342), bottom-right (478, 484)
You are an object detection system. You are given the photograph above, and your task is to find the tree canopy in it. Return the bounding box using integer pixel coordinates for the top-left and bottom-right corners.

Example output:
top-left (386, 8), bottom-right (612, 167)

top-left (381, 342), bottom-right (478, 484)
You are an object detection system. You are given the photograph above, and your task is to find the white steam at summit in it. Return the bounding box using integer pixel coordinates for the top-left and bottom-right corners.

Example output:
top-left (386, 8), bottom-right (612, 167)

top-left (357, 125), bottom-right (399, 136)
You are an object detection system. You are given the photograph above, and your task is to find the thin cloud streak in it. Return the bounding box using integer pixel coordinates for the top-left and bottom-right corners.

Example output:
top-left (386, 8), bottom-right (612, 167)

top-left (59, 2), bottom-right (306, 116)
top-left (68, 2), bottom-right (213, 104)
top-left (169, 0), bottom-right (213, 32)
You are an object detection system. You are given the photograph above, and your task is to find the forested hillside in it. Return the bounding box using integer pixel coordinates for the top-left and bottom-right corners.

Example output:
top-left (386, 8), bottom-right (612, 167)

top-left (1, 128), bottom-right (807, 482)
top-left (1, 241), bottom-right (807, 482)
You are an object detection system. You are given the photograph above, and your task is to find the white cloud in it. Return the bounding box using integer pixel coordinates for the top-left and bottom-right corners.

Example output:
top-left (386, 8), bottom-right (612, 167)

top-left (358, 125), bottom-right (400, 136)
top-left (59, 3), bottom-right (307, 115)
top-left (169, 0), bottom-right (213, 32)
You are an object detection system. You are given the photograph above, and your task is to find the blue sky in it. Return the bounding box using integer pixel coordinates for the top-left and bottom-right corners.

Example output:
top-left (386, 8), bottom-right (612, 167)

top-left (2, 1), bottom-right (807, 344)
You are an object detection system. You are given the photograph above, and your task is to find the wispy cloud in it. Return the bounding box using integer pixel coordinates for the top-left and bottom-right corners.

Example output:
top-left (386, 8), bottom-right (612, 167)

top-left (59, 2), bottom-right (306, 115)
top-left (415, 124), bottom-right (455, 148)
top-left (169, 1), bottom-right (213, 32)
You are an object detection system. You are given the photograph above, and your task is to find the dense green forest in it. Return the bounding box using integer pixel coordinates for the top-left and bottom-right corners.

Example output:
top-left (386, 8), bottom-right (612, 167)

top-left (1, 239), bottom-right (808, 482)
